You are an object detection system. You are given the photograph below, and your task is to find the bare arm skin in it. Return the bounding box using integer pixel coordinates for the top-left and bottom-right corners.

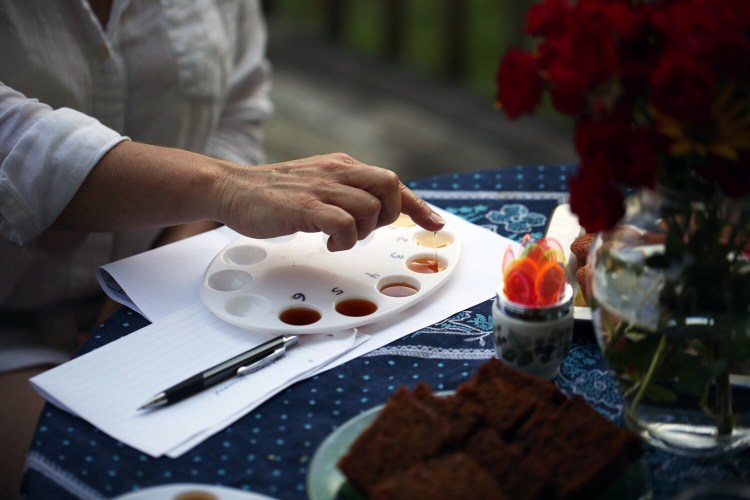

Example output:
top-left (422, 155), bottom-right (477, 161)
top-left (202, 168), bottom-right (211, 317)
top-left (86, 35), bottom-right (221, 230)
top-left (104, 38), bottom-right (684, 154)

top-left (53, 141), bottom-right (445, 251)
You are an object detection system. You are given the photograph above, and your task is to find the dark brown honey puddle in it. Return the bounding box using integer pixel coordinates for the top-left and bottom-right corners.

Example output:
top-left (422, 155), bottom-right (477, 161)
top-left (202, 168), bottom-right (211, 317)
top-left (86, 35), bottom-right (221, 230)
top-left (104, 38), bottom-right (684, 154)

top-left (335, 298), bottom-right (378, 317)
top-left (279, 307), bottom-right (321, 325)
top-left (380, 282), bottom-right (419, 297)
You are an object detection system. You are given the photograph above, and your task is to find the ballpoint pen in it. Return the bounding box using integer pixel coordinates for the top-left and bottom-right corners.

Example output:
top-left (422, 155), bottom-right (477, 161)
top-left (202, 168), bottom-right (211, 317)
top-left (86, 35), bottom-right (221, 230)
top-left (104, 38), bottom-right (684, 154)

top-left (137, 334), bottom-right (299, 411)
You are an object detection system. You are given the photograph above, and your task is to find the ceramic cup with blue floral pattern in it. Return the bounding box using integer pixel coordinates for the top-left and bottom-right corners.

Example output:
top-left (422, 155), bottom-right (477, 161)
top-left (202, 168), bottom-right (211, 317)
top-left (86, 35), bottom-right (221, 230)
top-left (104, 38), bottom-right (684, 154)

top-left (492, 283), bottom-right (574, 380)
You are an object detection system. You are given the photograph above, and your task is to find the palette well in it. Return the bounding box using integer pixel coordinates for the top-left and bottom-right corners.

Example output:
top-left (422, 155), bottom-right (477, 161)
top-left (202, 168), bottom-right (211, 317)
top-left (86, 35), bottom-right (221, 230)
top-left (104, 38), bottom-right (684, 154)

top-left (200, 214), bottom-right (462, 334)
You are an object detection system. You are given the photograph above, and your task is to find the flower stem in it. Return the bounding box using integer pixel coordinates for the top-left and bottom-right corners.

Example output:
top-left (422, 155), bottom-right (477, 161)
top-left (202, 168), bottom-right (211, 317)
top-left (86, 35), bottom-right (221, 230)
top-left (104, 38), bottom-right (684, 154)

top-left (629, 331), bottom-right (668, 416)
top-left (715, 368), bottom-right (733, 436)
top-left (603, 320), bottom-right (629, 358)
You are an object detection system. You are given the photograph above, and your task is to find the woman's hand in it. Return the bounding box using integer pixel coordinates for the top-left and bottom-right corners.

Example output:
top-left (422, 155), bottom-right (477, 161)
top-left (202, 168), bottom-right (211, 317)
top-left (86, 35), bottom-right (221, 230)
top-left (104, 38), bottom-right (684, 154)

top-left (212, 153), bottom-right (445, 251)
top-left (54, 143), bottom-right (444, 251)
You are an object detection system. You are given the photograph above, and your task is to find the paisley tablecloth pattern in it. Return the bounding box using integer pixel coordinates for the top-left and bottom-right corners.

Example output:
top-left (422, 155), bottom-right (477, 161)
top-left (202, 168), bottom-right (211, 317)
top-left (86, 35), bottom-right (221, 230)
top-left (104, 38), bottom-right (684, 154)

top-left (22, 165), bottom-right (749, 499)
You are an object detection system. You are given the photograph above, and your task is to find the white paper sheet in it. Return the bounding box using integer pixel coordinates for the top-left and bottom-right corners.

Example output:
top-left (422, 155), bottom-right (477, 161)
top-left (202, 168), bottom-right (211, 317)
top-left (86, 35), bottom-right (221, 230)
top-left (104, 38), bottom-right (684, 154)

top-left (96, 206), bottom-right (517, 394)
top-left (97, 208), bottom-right (515, 334)
top-left (97, 226), bottom-right (238, 322)
top-left (165, 331), bottom-right (372, 458)
top-left (37, 206), bottom-right (515, 457)
top-left (30, 304), bottom-right (364, 457)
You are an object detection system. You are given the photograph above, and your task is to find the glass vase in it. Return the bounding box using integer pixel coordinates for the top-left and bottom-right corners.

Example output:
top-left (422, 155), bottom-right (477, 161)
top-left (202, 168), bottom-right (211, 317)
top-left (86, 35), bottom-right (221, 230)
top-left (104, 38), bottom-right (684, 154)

top-left (589, 187), bottom-right (750, 456)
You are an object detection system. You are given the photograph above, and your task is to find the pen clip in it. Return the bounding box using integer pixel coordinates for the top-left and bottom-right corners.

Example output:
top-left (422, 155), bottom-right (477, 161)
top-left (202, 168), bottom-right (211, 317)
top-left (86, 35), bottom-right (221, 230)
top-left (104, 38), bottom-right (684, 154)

top-left (235, 346), bottom-right (285, 376)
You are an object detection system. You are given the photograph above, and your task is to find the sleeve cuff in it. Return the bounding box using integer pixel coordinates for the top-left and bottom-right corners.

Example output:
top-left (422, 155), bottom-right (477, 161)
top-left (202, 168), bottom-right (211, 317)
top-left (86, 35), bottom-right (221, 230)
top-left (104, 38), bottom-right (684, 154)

top-left (0, 107), bottom-right (126, 245)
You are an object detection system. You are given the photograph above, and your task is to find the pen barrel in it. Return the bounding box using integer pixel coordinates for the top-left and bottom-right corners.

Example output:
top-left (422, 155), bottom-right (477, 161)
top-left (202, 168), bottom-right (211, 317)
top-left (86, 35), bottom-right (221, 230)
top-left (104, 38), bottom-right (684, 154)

top-left (163, 373), bottom-right (205, 404)
top-left (154, 336), bottom-right (293, 408)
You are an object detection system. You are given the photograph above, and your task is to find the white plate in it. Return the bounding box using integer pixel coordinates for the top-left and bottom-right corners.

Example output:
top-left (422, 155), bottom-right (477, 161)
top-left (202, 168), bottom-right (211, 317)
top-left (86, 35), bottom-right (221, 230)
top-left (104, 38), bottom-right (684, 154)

top-left (307, 391), bottom-right (454, 500)
top-left (307, 403), bottom-right (381, 500)
top-left (200, 215), bottom-right (461, 334)
top-left (307, 392), bottom-right (652, 500)
top-left (113, 483), bottom-right (277, 500)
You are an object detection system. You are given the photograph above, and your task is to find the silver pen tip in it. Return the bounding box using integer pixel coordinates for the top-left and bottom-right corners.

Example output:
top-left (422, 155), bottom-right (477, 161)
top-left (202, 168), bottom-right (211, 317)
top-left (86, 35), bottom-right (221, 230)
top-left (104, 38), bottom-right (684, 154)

top-left (283, 335), bottom-right (299, 347)
top-left (137, 393), bottom-right (167, 411)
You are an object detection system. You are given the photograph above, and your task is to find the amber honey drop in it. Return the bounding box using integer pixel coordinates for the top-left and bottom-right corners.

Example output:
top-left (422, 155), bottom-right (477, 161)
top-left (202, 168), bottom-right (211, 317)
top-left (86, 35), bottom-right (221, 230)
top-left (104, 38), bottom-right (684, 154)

top-left (407, 257), bottom-right (445, 274)
top-left (279, 306), bottom-right (321, 325)
top-left (434, 232), bottom-right (438, 272)
top-left (413, 231), bottom-right (452, 248)
top-left (175, 491), bottom-right (218, 500)
top-left (335, 298), bottom-right (378, 317)
top-left (380, 282), bottom-right (419, 297)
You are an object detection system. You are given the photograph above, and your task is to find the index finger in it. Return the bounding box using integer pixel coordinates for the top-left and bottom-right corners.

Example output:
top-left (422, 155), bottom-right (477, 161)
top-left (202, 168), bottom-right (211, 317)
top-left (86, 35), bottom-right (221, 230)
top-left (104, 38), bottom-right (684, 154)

top-left (399, 183), bottom-right (445, 231)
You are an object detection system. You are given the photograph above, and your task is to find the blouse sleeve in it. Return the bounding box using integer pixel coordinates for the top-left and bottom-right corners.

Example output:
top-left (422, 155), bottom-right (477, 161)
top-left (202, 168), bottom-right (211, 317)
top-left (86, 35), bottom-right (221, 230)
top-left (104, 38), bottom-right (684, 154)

top-left (0, 83), bottom-right (126, 245)
top-left (203, 0), bottom-right (273, 166)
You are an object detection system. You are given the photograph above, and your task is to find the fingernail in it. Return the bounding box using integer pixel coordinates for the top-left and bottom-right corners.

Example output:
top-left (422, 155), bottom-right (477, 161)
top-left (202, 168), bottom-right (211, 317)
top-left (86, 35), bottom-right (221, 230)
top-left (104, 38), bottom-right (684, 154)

top-left (431, 211), bottom-right (445, 225)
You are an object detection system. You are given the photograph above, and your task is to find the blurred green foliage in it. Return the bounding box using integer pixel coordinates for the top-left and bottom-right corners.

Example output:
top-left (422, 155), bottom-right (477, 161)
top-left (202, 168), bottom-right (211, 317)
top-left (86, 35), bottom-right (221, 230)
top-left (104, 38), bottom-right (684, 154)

top-left (268, 0), bottom-right (525, 98)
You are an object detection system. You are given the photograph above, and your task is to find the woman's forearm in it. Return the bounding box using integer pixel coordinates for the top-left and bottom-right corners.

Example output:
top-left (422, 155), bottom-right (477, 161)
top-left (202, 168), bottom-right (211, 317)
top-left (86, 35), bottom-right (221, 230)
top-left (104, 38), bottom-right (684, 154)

top-left (52, 141), bottom-right (224, 232)
top-left (52, 142), bottom-right (445, 252)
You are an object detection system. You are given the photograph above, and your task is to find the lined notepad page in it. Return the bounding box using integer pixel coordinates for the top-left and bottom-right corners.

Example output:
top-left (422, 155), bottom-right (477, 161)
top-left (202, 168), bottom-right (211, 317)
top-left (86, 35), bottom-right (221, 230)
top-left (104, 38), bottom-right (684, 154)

top-left (38, 206), bottom-right (518, 457)
top-left (30, 304), bottom-right (362, 457)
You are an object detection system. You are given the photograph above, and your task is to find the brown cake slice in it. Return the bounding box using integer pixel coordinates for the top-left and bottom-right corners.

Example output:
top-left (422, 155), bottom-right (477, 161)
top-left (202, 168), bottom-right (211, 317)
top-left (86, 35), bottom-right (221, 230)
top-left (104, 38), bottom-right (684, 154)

top-left (412, 383), bottom-right (484, 444)
top-left (336, 386), bottom-right (454, 495)
top-left (462, 358), bottom-right (567, 407)
top-left (457, 377), bottom-right (538, 440)
top-left (515, 396), bottom-right (644, 499)
top-left (465, 427), bottom-right (551, 500)
top-left (336, 360), bottom-right (643, 500)
top-left (370, 451), bottom-right (510, 500)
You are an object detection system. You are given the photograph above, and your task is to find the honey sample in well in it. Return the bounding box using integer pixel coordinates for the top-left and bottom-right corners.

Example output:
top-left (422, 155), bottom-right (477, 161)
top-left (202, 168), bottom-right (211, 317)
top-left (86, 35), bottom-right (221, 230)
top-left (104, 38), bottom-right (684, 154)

top-left (279, 306), bottom-right (321, 325)
top-left (380, 282), bottom-right (419, 297)
top-left (175, 491), bottom-right (219, 500)
top-left (335, 298), bottom-right (378, 317)
top-left (413, 231), bottom-right (452, 248)
top-left (407, 257), bottom-right (445, 274)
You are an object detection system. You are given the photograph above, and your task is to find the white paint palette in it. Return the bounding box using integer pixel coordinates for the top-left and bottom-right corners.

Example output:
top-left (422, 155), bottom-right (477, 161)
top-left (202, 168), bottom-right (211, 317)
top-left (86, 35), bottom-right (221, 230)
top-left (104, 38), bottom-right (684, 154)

top-left (200, 215), bottom-right (462, 334)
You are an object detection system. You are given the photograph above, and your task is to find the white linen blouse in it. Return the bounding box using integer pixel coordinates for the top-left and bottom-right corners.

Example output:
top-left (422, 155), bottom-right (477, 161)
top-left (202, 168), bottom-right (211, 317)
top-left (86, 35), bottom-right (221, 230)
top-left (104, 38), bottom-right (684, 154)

top-left (0, 0), bottom-right (272, 368)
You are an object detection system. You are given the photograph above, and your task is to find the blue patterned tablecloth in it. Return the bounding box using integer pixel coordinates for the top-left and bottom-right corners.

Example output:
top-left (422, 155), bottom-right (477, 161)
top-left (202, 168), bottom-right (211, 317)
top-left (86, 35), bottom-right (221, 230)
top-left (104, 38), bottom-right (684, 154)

top-left (21, 165), bottom-right (750, 499)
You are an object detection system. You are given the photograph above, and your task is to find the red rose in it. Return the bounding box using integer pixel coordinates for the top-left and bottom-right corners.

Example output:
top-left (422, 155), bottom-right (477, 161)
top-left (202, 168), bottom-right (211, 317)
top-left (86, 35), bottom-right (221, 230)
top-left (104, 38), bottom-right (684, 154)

top-left (696, 153), bottom-right (750, 198)
top-left (578, 0), bottom-right (640, 39)
top-left (540, 28), bottom-right (618, 92)
top-left (574, 107), bottom-right (631, 162)
top-left (618, 37), bottom-right (661, 94)
top-left (650, 53), bottom-right (714, 123)
top-left (549, 85), bottom-right (586, 116)
top-left (615, 4), bottom-right (661, 93)
top-left (497, 0), bottom-right (750, 233)
top-left (574, 109), bottom-right (659, 191)
top-left (654, 0), bottom-right (749, 76)
top-left (495, 48), bottom-right (543, 120)
top-left (698, 3), bottom-right (750, 79)
top-left (584, 132), bottom-right (659, 190)
top-left (616, 128), bottom-right (660, 188)
top-left (525, 0), bottom-right (573, 37)
top-left (569, 169), bottom-right (624, 233)
top-left (656, 1), bottom-right (724, 60)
